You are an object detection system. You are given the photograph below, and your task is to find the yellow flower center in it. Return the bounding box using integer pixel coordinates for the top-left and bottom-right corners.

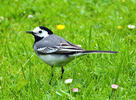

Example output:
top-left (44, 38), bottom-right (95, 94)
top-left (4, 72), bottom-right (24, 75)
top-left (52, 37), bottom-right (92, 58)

top-left (117, 25), bottom-right (122, 30)
top-left (56, 25), bottom-right (65, 30)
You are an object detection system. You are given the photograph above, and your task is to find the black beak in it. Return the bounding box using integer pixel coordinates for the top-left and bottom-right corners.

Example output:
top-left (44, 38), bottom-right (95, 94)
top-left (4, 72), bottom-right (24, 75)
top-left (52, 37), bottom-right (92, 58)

top-left (26, 31), bottom-right (35, 35)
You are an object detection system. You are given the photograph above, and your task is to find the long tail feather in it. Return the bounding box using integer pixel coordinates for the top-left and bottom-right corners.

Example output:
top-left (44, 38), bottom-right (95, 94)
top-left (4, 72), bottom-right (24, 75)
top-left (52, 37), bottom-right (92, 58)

top-left (81, 50), bottom-right (118, 54)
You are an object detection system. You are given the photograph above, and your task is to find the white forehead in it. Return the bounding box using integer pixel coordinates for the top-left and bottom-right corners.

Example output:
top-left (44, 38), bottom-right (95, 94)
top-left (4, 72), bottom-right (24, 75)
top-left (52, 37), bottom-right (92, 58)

top-left (33, 27), bottom-right (41, 33)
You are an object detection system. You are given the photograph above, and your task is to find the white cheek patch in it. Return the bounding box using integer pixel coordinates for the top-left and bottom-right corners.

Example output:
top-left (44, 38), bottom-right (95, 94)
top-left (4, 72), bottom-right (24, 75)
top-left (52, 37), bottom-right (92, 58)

top-left (37, 31), bottom-right (49, 38)
top-left (33, 27), bottom-right (49, 38)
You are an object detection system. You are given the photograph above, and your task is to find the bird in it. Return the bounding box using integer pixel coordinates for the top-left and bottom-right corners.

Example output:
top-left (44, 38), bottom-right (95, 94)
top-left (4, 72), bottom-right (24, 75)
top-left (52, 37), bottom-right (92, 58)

top-left (26, 26), bottom-right (118, 84)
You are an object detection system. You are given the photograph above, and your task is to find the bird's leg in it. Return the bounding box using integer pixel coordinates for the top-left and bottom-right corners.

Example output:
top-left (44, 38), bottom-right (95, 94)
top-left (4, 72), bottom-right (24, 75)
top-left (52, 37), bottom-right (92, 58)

top-left (49, 66), bottom-right (54, 85)
top-left (61, 67), bottom-right (64, 79)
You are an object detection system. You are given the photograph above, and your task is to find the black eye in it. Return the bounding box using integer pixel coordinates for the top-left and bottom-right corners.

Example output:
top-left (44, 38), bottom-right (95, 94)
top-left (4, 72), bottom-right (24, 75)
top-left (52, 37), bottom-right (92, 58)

top-left (39, 31), bottom-right (42, 33)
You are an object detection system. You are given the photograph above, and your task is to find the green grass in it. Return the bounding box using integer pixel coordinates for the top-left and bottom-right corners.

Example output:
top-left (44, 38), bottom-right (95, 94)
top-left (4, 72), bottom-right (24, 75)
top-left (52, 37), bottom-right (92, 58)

top-left (0, 0), bottom-right (136, 99)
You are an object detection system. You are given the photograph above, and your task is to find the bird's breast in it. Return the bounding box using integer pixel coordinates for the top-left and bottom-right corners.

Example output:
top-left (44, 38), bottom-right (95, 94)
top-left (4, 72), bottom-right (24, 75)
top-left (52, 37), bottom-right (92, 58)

top-left (37, 54), bottom-right (74, 66)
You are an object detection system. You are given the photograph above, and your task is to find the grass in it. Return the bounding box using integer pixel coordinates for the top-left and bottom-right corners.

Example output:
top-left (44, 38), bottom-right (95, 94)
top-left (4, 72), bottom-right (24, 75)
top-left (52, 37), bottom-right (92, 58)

top-left (0, 0), bottom-right (136, 99)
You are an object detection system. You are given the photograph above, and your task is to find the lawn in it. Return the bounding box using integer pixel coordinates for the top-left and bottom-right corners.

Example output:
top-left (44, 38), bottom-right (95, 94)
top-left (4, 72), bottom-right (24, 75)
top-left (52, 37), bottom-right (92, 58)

top-left (0, 0), bottom-right (136, 99)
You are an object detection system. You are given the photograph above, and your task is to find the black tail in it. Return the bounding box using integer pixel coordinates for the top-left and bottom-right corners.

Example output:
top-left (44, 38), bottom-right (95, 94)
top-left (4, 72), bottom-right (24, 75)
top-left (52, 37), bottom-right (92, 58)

top-left (81, 50), bottom-right (118, 54)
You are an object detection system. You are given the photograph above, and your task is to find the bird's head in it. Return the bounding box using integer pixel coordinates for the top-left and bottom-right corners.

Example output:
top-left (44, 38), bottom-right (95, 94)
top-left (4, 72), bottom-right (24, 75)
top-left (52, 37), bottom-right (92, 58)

top-left (26, 26), bottom-right (53, 38)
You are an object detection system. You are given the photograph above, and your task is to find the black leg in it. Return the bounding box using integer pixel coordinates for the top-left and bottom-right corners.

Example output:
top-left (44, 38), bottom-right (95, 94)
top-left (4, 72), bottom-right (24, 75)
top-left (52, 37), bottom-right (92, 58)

top-left (49, 66), bottom-right (54, 85)
top-left (61, 67), bottom-right (64, 79)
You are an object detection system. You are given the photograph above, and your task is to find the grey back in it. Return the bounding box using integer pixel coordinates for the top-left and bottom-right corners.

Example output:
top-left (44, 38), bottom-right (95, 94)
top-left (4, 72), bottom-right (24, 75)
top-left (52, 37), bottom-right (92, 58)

top-left (34, 34), bottom-right (67, 49)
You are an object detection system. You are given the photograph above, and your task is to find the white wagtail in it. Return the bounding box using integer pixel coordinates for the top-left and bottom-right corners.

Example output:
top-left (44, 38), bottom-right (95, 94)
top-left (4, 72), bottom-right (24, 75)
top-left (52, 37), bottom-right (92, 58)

top-left (27, 26), bottom-right (118, 84)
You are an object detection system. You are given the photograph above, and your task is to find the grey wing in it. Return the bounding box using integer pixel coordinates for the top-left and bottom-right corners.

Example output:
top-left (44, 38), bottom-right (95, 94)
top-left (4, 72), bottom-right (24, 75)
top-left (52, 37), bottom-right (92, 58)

top-left (35, 35), bottom-right (84, 55)
top-left (37, 42), bottom-right (84, 55)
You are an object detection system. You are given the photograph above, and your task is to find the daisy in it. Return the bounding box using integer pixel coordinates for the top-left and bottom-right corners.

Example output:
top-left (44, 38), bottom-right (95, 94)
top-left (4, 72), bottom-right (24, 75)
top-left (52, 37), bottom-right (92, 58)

top-left (111, 84), bottom-right (118, 89)
top-left (28, 15), bottom-right (33, 19)
top-left (65, 79), bottom-right (72, 84)
top-left (73, 88), bottom-right (78, 92)
top-left (128, 24), bottom-right (135, 30)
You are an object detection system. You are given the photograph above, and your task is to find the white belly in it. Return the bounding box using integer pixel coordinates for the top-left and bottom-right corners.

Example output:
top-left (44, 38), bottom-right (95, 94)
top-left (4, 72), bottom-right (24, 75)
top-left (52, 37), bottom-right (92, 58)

top-left (38, 54), bottom-right (74, 66)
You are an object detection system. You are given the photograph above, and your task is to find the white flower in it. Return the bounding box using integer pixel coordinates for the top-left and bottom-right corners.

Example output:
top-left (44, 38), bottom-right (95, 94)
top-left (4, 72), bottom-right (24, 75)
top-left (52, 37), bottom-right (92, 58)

top-left (28, 15), bottom-right (33, 19)
top-left (65, 79), bottom-right (72, 84)
top-left (128, 24), bottom-right (135, 29)
top-left (111, 84), bottom-right (118, 89)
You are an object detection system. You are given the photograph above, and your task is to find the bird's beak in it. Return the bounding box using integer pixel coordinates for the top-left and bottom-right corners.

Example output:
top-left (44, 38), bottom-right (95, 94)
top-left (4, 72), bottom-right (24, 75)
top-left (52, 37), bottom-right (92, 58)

top-left (26, 31), bottom-right (35, 35)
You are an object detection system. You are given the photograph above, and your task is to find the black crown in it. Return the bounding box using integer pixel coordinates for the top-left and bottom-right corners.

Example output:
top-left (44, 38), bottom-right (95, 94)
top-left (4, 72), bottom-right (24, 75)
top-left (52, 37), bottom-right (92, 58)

top-left (39, 26), bottom-right (53, 35)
